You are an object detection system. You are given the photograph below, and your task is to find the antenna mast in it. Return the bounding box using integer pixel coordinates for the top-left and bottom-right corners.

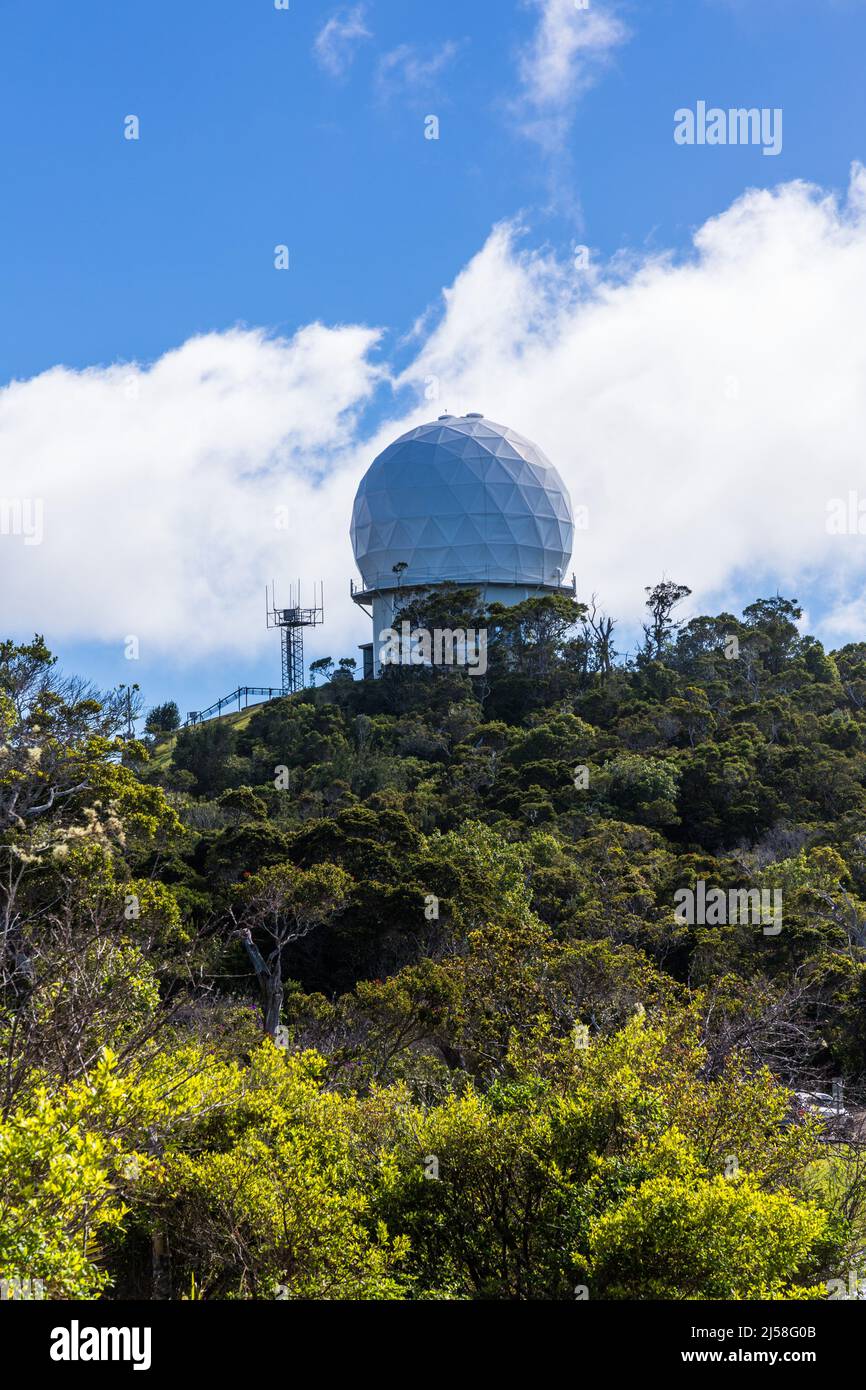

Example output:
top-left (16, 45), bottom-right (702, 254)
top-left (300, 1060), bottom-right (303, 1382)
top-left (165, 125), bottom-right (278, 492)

top-left (266, 580), bottom-right (325, 695)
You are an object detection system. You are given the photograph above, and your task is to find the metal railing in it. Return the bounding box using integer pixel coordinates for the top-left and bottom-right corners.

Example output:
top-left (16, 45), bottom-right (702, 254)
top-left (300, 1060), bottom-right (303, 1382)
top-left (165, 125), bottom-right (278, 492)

top-left (350, 568), bottom-right (576, 598)
top-left (185, 686), bottom-right (284, 727)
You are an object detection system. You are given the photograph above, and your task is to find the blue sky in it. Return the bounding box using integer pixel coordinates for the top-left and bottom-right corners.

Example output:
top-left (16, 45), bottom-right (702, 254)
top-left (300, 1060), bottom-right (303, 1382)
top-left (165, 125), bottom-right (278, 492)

top-left (2, 0), bottom-right (863, 382)
top-left (3, 0), bottom-right (866, 718)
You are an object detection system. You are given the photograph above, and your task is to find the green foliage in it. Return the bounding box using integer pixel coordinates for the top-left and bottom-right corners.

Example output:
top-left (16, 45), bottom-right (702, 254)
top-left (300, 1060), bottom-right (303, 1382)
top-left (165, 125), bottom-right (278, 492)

top-left (371, 1018), bottom-right (833, 1300)
top-left (217, 785), bottom-right (268, 823)
top-left (145, 701), bottom-right (180, 736)
top-left (145, 1046), bottom-right (409, 1300)
top-left (4, 595), bottom-right (866, 1301)
top-left (580, 1167), bottom-right (829, 1300)
top-left (595, 752), bottom-right (680, 827)
top-left (0, 1051), bottom-right (134, 1298)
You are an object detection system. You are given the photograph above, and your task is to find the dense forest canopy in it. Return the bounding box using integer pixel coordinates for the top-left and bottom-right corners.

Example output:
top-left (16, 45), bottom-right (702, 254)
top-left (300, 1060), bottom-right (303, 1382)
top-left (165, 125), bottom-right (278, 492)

top-left (4, 583), bottom-right (866, 1301)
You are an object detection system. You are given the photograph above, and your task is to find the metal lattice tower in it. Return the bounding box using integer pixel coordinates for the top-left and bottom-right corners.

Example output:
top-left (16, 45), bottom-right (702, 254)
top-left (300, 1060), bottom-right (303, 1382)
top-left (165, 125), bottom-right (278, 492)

top-left (266, 581), bottom-right (324, 695)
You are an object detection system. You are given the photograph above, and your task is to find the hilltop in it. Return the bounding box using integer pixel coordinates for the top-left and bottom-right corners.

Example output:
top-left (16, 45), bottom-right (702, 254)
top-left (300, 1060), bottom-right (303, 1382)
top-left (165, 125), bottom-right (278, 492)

top-left (4, 586), bottom-right (866, 1300)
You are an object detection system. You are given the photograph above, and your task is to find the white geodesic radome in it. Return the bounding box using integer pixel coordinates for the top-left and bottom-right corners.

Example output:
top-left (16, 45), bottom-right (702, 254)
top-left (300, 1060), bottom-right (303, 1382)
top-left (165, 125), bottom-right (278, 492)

top-left (350, 414), bottom-right (574, 593)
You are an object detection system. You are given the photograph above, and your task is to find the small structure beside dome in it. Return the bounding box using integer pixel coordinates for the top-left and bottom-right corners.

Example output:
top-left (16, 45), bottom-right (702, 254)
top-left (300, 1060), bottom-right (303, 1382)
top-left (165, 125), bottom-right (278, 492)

top-left (350, 414), bottom-right (576, 677)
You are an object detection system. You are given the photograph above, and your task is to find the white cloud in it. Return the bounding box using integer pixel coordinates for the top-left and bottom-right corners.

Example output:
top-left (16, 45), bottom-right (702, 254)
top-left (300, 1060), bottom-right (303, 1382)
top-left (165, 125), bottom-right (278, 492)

top-left (6, 168), bottom-right (866, 672)
top-left (375, 41), bottom-right (462, 102)
top-left (314, 6), bottom-right (371, 78)
top-left (516, 0), bottom-right (629, 147)
top-left (397, 165), bottom-right (866, 647)
top-left (0, 324), bottom-right (385, 665)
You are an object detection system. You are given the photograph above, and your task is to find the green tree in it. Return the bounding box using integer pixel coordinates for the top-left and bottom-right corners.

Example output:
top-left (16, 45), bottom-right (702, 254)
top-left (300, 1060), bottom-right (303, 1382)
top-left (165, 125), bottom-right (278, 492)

top-left (233, 864), bottom-right (352, 1035)
top-left (145, 701), bottom-right (181, 736)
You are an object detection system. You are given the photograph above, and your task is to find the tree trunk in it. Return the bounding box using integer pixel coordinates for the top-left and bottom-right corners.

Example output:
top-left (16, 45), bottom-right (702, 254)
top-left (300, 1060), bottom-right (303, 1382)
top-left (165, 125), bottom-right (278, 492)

top-left (152, 1231), bottom-right (172, 1300)
top-left (263, 972), bottom-right (284, 1037)
top-left (242, 931), bottom-right (283, 1038)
